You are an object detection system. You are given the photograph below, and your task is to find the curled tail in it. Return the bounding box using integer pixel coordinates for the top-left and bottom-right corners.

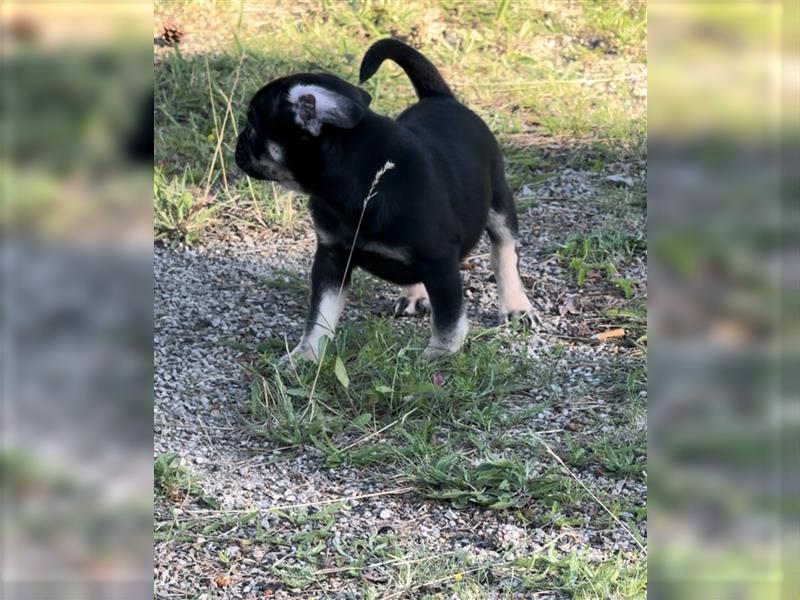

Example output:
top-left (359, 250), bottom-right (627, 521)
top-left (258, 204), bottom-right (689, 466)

top-left (359, 38), bottom-right (454, 99)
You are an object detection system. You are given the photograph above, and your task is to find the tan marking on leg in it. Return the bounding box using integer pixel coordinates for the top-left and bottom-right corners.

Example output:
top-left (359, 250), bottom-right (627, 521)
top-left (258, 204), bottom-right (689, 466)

top-left (488, 210), bottom-right (533, 315)
top-left (492, 242), bottom-right (533, 314)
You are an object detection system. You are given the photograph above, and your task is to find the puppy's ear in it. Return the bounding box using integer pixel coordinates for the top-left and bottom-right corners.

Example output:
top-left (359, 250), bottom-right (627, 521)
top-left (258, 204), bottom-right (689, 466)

top-left (288, 85), bottom-right (367, 136)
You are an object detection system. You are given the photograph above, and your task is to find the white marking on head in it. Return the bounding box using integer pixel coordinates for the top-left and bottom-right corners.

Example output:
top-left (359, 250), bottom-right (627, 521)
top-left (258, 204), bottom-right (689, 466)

top-left (402, 283), bottom-right (428, 304)
top-left (397, 283), bottom-right (430, 316)
top-left (287, 84), bottom-right (341, 117)
top-left (286, 83), bottom-right (364, 135)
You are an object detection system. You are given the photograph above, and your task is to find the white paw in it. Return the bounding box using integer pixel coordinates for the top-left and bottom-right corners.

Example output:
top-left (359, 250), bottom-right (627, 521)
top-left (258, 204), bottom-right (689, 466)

top-left (503, 308), bottom-right (541, 330)
top-left (424, 313), bottom-right (468, 359)
top-left (280, 337), bottom-right (329, 365)
top-left (422, 343), bottom-right (456, 360)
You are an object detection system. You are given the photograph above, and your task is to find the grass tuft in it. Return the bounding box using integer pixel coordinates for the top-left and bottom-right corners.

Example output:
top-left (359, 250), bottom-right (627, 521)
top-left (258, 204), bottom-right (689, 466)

top-left (154, 452), bottom-right (219, 508)
top-left (154, 166), bottom-right (218, 246)
top-left (248, 317), bottom-right (544, 506)
top-left (556, 226), bottom-right (645, 294)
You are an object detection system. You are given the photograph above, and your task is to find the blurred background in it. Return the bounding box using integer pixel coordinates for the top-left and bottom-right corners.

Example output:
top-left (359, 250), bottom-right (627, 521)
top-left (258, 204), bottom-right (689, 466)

top-left (0, 0), bottom-right (796, 598)
top-left (1, 1), bottom-right (153, 598)
top-left (648, 1), bottom-right (797, 598)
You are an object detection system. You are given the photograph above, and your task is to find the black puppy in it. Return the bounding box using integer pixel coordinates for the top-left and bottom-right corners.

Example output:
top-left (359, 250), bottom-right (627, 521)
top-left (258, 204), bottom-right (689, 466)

top-left (235, 39), bottom-right (535, 360)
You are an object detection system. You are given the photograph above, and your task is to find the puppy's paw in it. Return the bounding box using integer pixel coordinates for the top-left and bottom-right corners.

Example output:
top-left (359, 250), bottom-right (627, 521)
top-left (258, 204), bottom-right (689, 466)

top-left (280, 341), bottom-right (320, 365)
top-left (504, 309), bottom-right (541, 330)
top-left (422, 344), bottom-right (456, 360)
top-left (393, 284), bottom-right (431, 318)
top-left (393, 295), bottom-right (431, 318)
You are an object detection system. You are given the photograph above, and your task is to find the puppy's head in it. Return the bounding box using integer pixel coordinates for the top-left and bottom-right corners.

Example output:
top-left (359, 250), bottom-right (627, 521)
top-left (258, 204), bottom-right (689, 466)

top-left (235, 73), bottom-right (372, 188)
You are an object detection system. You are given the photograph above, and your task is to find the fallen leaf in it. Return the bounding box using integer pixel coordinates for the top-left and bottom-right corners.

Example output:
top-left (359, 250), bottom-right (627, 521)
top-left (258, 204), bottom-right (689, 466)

top-left (593, 328), bottom-right (626, 342)
top-left (215, 575), bottom-right (231, 588)
top-left (586, 270), bottom-right (603, 281)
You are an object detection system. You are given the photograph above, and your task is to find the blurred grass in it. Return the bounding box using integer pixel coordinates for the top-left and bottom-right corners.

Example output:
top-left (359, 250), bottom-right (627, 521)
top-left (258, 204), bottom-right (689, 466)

top-left (154, 0), bottom-right (646, 241)
top-left (2, 46), bottom-right (153, 237)
top-left (648, 1), bottom-right (795, 598)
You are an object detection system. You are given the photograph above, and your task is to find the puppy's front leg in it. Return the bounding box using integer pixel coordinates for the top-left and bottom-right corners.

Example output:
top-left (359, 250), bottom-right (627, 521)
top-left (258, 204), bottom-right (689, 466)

top-left (289, 244), bottom-right (351, 362)
top-left (422, 261), bottom-right (468, 358)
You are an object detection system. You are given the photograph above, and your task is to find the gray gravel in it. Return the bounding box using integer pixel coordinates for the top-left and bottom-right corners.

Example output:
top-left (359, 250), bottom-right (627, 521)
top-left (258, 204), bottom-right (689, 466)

top-left (154, 163), bottom-right (646, 598)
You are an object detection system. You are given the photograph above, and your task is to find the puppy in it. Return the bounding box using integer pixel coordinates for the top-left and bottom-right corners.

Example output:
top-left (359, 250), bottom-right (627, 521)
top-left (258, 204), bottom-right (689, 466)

top-left (235, 39), bottom-right (535, 360)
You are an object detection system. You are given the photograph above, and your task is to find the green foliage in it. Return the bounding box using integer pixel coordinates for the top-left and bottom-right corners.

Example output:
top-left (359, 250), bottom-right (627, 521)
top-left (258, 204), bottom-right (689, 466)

top-left (412, 457), bottom-right (574, 510)
top-left (154, 452), bottom-right (218, 508)
top-left (154, 167), bottom-right (218, 246)
top-left (564, 430), bottom-right (647, 480)
top-left (557, 227), bottom-right (645, 295)
top-left (249, 316), bottom-right (536, 505)
top-left (518, 548), bottom-right (647, 598)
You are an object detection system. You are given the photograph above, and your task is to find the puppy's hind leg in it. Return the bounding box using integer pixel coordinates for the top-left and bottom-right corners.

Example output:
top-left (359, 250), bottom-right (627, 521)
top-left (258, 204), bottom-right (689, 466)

top-left (393, 283), bottom-right (431, 317)
top-left (288, 244), bottom-right (352, 363)
top-left (422, 261), bottom-right (468, 358)
top-left (486, 197), bottom-right (538, 328)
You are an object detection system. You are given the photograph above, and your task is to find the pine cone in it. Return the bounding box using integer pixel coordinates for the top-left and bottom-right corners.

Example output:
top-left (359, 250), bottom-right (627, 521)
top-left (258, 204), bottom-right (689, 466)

top-left (161, 25), bottom-right (183, 47)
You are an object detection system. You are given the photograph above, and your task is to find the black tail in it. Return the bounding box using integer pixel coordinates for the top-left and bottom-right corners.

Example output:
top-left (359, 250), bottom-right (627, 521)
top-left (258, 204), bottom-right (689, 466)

top-left (359, 38), bottom-right (453, 99)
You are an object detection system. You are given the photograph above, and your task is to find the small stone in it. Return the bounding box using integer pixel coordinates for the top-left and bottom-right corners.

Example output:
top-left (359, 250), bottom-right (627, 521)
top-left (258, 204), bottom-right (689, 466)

top-left (379, 509), bottom-right (392, 519)
top-left (603, 174), bottom-right (634, 187)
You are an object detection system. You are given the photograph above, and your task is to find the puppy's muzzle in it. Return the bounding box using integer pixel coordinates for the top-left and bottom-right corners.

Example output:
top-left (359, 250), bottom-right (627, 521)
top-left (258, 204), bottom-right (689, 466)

top-left (235, 131), bottom-right (269, 180)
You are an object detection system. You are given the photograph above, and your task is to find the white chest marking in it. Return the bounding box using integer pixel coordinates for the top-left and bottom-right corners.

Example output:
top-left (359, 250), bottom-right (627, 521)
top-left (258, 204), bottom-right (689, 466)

top-left (314, 226), bottom-right (411, 264)
top-left (266, 141), bottom-right (284, 162)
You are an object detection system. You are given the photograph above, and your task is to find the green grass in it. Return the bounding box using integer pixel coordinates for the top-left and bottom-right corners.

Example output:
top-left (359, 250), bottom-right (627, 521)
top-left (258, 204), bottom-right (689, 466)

top-left (249, 316), bottom-right (527, 449)
top-left (154, 0), bottom-right (646, 244)
top-left (154, 166), bottom-right (218, 246)
top-left (154, 452), bottom-right (218, 508)
top-left (556, 226), bottom-right (646, 297)
top-left (248, 317), bottom-right (551, 505)
top-left (246, 317), bottom-right (640, 518)
top-left (517, 550), bottom-right (647, 598)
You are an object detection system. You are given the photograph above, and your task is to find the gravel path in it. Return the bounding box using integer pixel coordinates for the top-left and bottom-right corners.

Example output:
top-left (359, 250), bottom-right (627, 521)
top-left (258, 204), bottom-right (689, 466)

top-left (154, 161), bottom-right (646, 598)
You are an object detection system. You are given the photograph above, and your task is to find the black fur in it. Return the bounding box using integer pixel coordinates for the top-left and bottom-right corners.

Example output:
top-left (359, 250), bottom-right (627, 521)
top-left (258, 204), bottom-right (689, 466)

top-left (360, 38), bottom-right (453, 99)
top-left (235, 39), bottom-right (525, 357)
